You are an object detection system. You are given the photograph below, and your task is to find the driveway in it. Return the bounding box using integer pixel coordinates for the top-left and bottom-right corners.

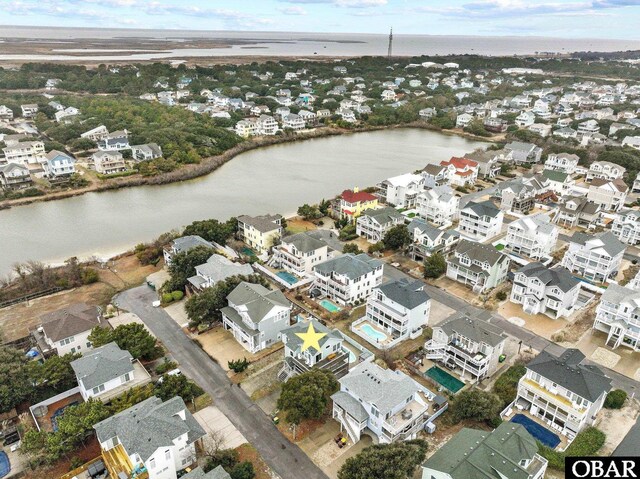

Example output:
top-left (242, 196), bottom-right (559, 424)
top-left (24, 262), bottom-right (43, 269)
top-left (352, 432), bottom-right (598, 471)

top-left (194, 405), bottom-right (247, 450)
top-left (115, 286), bottom-right (329, 479)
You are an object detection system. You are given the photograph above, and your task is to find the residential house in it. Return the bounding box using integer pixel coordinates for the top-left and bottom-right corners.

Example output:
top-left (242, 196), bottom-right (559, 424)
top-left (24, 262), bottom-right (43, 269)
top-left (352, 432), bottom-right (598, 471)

top-left (612, 208), bottom-right (640, 245)
top-left (594, 283), bottom-right (640, 351)
top-left (2, 140), bottom-right (45, 165)
top-left (554, 126), bottom-right (578, 139)
top-left (93, 151), bottom-right (127, 175)
top-left (587, 178), bottom-right (628, 211)
top-left (221, 282), bottom-right (291, 353)
top-left (498, 181), bottom-right (536, 215)
top-left (458, 200), bottom-right (503, 241)
top-left (510, 263), bottom-right (581, 319)
top-left (36, 303), bottom-right (104, 356)
top-left (420, 423), bottom-right (548, 479)
top-left (97, 130), bottom-right (130, 151)
top-left (312, 253), bottom-right (383, 305)
top-left (528, 123), bottom-right (552, 137)
top-left (622, 135), bottom-right (640, 150)
top-left (633, 172), bottom-right (640, 193)
top-left (44, 150), bottom-right (76, 178)
top-left (237, 214), bottom-right (283, 253)
top-left (0, 105), bottom-right (13, 120)
top-left (132, 143), bottom-right (163, 161)
top-left (0, 163), bottom-right (32, 190)
top-left (94, 396), bottom-right (205, 479)
top-left (187, 254), bottom-right (254, 292)
top-left (465, 150), bottom-right (501, 178)
top-left (71, 342), bottom-right (151, 402)
top-left (355, 278), bottom-right (431, 349)
top-left (269, 232), bottom-right (329, 276)
top-left (446, 240), bottom-right (510, 293)
top-left (483, 116), bottom-right (508, 133)
top-left (440, 157), bottom-right (478, 187)
top-left (544, 153), bottom-right (580, 174)
top-left (331, 362), bottom-right (440, 444)
top-left (20, 104), bottom-right (39, 118)
top-left (424, 314), bottom-right (507, 382)
top-left (234, 119), bottom-right (257, 138)
top-left (55, 107), bottom-right (80, 123)
top-left (282, 113), bottom-right (305, 130)
top-left (81, 125), bottom-right (110, 141)
top-left (182, 467), bottom-right (230, 479)
top-left (561, 231), bottom-right (625, 283)
top-left (504, 142), bottom-right (542, 164)
top-left (578, 119), bottom-right (600, 137)
top-left (421, 164), bottom-right (453, 188)
top-left (407, 218), bottom-right (459, 261)
top-left (515, 111), bottom-right (535, 127)
top-left (381, 89), bottom-right (397, 101)
top-left (542, 169), bottom-right (574, 196)
top-left (356, 207), bottom-right (405, 243)
top-left (416, 186), bottom-right (459, 227)
top-left (555, 196), bottom-right (602, 229)
top-left (505, 214), bottom-right (558, 259)
top-left (456, 113), bottom-right (474, 128)
top-left (514, 349), bottom-right (611, 437)
top-left (338, 188), bottom-right (378, 222)
top-left (378, 173), bottom-right (424, 208)
top-left (586, 161), bottom-right (626, 181)
top-left (163, 235), bottom-right (214, 265)
top-left (256, 115), bottom-right (278, 135)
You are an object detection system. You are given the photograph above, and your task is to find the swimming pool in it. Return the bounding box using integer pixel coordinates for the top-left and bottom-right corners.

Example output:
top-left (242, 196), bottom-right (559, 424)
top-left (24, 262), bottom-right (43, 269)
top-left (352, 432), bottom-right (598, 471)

top-left (0, 451), bottom-right (10, 478)
top-left (319, 299), bottom-right (341, 313)
top-left (360, 323), bottom-right (388, 342)
top-left (511, 414), bottom-right (561, 448)
top-left (342, 348), bottom-right (357, 363)
top-left (276, 271), bottom-right (298, 285)
top-left (425, 366), bottom-right (465, 393)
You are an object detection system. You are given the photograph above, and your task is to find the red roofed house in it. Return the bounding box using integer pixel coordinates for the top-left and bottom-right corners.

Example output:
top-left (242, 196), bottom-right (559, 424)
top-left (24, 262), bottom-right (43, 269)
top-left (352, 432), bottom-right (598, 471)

top-left (339, 187), bottom-right (379, 222)
top-left (440, 157), bottom-right (479, 187)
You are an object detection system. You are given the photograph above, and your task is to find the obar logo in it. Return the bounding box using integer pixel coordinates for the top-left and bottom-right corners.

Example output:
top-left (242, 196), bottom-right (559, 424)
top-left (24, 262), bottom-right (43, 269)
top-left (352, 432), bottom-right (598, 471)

top-left (567, 458), bottom-right (639, 479)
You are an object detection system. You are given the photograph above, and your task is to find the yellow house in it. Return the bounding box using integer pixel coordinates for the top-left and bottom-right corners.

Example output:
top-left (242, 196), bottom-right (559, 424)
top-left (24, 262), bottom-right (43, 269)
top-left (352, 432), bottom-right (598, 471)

top-left (237, 214), bottom-right (283, 253)
top-left (339, 187), bottom-right (378, 222)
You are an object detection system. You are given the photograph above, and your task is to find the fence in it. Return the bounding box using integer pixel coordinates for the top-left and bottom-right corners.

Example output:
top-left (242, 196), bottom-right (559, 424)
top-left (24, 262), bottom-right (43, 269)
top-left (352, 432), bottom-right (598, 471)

top-left (0, 287), bottom-right (63, 309)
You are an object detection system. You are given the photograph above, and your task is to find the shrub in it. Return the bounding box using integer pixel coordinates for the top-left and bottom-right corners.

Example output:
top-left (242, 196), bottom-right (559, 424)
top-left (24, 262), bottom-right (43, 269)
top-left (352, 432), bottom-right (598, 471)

top-left (604, 389), bottom-right (627, 409)
top-left (496, 291), bottom-right (507, 301)
top-left (228, 358), bottom-right (249, 373)
top-left (492, 364), bottom-right (526, 409)
top-left (81, 268), bottom-right (99, 284)
top-left (538, 427), bottom-right (606, 471)
top-left (155, 359), bottom-right (178, 375)
top-left (449, 389), bottom-right (502, 425)
top-left (171, 290), bottom-right (184, 301)
top-left (162, 293), bottom-right (174, 304)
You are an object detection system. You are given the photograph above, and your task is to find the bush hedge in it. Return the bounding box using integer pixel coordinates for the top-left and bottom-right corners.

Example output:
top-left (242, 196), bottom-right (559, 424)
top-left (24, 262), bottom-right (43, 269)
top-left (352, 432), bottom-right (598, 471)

top-left (538, 427), bottom-right (606, 471)
top-left (604, 389), bottom-right (627, 409)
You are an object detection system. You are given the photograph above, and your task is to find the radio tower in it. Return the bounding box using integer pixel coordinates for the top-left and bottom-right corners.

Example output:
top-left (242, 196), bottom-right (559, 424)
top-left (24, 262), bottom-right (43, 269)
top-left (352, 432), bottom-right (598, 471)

top-left (387, 27), bottom-right (393, 60)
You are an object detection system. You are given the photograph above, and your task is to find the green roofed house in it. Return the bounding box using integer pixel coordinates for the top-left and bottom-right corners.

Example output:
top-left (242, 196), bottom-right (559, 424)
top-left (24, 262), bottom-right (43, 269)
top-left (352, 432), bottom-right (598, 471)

top-left (421, 422), bottom-right (548, 479)
top-left (542, 168), bottom-right (575, 196)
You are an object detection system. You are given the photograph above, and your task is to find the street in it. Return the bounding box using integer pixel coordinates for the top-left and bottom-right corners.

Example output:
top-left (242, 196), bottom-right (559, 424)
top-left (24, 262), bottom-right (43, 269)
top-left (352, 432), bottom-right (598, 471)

top-left (115, 286), bottom-right (329, 479)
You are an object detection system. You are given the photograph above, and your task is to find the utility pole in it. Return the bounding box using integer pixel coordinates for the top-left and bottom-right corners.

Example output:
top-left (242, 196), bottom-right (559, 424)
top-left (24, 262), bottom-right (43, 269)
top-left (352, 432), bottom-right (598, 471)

top-left (387, 27), bottom-right (393, 60)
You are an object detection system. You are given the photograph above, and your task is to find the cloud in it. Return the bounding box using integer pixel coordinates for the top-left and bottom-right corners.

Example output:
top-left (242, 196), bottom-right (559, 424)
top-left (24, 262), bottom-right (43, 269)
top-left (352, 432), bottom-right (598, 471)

top-left (278, 5), bottom-right (307, 14)
top-left (280, 0), bottom-right (387, 7)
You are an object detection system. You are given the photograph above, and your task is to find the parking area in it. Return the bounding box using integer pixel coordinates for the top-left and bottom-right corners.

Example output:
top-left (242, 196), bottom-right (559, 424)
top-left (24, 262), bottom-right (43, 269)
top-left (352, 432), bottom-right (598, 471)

top-left (574, 330), bottom-right (640, 380)
top-left (107, 311), bottom-right (156, 337)
top-left (498, 301), bottom-right (567, 340)
top-left (164, 300), bottom-right (189, 328)
top-left (429, 299), bottom-right (456, 327)
top-left (194, 405), bottom-right (247, 450)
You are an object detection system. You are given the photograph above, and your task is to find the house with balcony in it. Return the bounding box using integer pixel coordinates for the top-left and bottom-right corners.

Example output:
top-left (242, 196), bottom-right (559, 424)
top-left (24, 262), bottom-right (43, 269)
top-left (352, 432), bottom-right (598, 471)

top-left (331, 362), bottom-right (442, 444)
top-left (554, 196), bottom-right (602, 229)
top-left (586, 161), bottom-right (626, 181)
top-left (71, 342), bottom-right (152, 402)
top-left (0, 105), bottom-right (13, 120)
top-left (356, 207), bottom-right (405, 243)
top-left (612, 208), bottom-right (640, 245)
top-left (93, 151), bottom-right (127, 175)
top-left (407, 218), bottom-right (459, 261)
top-left (81, 125), bottom-right (110, 141)
top-left (282, 113), bottom-right (305, 130)
top-left (163, 235), bottom-right (214, 265)
top-left (378, 173), bottom-right (424, 208)
top-left (269, 232), bottom-right (329, 276)
top-left (278, 319), bottom-right (350, 381)
top-left (633, 172), bottom-right (640, 193)
top-left (587, 178), bottom-right (628, 212)
top-left (0, 163), bottom-right (32, 190)
top-left (20, 104), bottom-right (39, 118)
top-left (544, 153), bottom-right (580, 174)
top-left (561, 231), bottom-right (625, 283)
top-left (256, 115), bottom-right (278, 135)
top-left (234, 119), bottom-right (257, 138)
top-left (421, 422), bottom-right (548, 479)
top-left (504, 142), bottom-right (542, 164)
top-left (338, 188), bottom-right (378, 222)
top-left (465, 149), bottom-right (502, 178)
top-left (593, 283), bottom-right (640, 351)
top-left (237, 214), bottom-right (283, 253)
top-left (541, 169), bottom-right (574, 196)
top-left (311, 253), bottom-right (383, 305)
top-left (440, 157), bottom-right (479, 187)
top-left (425, 314), bottom-right (506, 382)
top-left (416, 186), bottom-right (459, 227)
top-left (97, 130), bottom-right (130, 151)
top-left (513, 349), bottom-right (611, 437)
top-left (353, 278), bottom-right (430, 349)
top-left (35, 303), bottom-right (105, 356)
top-left (446, 240), bottom-right (510, 293)
top-left (421, 164), bottom-right (454, 188)
top-left (498, 181), bottom-right (536, 215)
top-left (510, 263), bottom-right (581, 319)
top-left (505, 214), bottom-right (558, 260)
top-left (44, 150), bottom-right (76, 179)
top-left (221, 282), bottom-right (291, 353)
top-left (187, 254), bottom-right (254, 292)
top-left (94, 396), bottom-right (205, 479)
top-left (132, 143), bottom-right (163, 161)
top-left (458, 200), bottom-right (503, 241)
top-left (2, 140), bottom-right (45, 166)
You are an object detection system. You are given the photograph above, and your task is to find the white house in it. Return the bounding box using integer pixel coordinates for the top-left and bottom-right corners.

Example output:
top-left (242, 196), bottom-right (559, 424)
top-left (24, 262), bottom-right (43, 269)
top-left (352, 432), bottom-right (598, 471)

top-left (561, 231), bottom-right (625, 283)
top-left (269, 232), bottom-right (329, 276)
top-left (97, 130), bottom-right (130, 151)
top-left (515, 111), bottom-right (535, 127)
top-left (456, 113), bottom-right (474, 128)
top-left (421, 164), bottom-right (454, 188)
top-left (221, 282), bottom-right (292, 353)
top-left (93, 151), bottom-right (127, 175)
top-left (622, 135), bottom-right (640, 150)
top-left (0, 163), bottom-right (32, 190)
top-left (594, 283), bottom-right (640, 351)
top-left (132, 143), bottom-right (163, 161)
top-left (544, 153), bottom-right (580, 174)
top-left (2, 140), bottom-right (45, 165)
top-left (505, 214), bottom-right (558, 260)
top-left (81, 125), bottom-right (110, 141)
top-left (378, 173), bottom-right (424, 208)
top-left (312, 253), bottom-right (383, 305)
top-left (446, 240), bottom-right (510, 293)
top-left (612, 208), bottom-right (640, 245)
top-left (0, 105), bottom-right (13, 120)
top-left (37, 303), bottom-right (105, 356)
top-left (587, 178), bottom-right (628, 211)
top-left (586, 161), bottom-right (626, 181)
top-left (415, 186), bottom-right (459, 228)
top-left (440, 157), bottom-right (478, 187)
top-left (94, 396), bottom-right (205, 479)
top-left (331, 362), bottom-right (440, 444)
top-left (513, 349), bottom-right (611, 437)
top-left (163, 235), bottom-right (214, 266)
top-left (187, 254), bottom-right (254, 292)
top-left (510, 263), bottom-right (581, 319)
top-left (282, 113), bottom-right (305, 130)
top-left (458, 200), bottom-right (503, 242)
top-left (256, 115), bottom-right (278, 135)
top-left (356, 207), bottom-right (405, 243)
top-left (234, 119), bottom-right (257, 138)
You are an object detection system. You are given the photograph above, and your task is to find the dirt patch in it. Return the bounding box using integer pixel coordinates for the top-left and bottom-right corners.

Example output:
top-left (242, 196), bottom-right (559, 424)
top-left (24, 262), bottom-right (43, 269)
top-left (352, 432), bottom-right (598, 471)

top-left (21, 437), bottom-right (102, 479)
top-left (286, 217), bottom-right (319, 234)
top-left (551, 302), bottom-right (597, 344)
top-left (590, 347), bottom-right (621, 369)
top-left (597, 399), bottom-right (640, 456)
top-left (235, 443), bottom-right (273, 479)
top-left (498, 301), bottom-right (566, 340)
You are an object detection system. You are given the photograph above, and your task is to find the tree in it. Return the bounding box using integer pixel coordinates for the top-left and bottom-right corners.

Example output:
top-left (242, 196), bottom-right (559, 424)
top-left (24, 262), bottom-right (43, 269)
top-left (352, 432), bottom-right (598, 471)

top-left (183, 218), bottom-right (237, 244)
top-left (165, 245), bottom-right (215, 292)
top-left (492, 364), bottom-right (526, 409)
top-left (423, 252), bottom-right (447, 279)
top-left (297, 204), bottom-right (322, 221)
top-left (338, 223), bottom-right (357, 241)
top-left (449, 389), bottom-right (502, 425)
top-left (604, 389), bottom-right (627, 409)
top-left (89, 323), bottom-right (158, 360)
top-left (383, 225), bottom-right (411, 250)
top-left (342, 243), bottom-right (363, 254)
top-left (0, 346), bottom-right (33, 413)
top-left (338, 439), bottom-right (428, 479)
top-left (108, 384), bottom-right (155, 414)
top-left (27, 352), bottom-right (81, 398)
top-left (230, 462), bottom-right (255, 479)
top-left (155, 374), bottom-right (204, 402)
top-left (318, 199), bottom-right (331, 216)
top-left (277, 370), bottom-right (339, 425)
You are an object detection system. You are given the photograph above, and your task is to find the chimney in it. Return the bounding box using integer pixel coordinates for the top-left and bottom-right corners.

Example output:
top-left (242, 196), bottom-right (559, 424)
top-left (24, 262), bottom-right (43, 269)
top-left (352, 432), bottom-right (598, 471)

top-left (353, 186), bottom-right (359, 193)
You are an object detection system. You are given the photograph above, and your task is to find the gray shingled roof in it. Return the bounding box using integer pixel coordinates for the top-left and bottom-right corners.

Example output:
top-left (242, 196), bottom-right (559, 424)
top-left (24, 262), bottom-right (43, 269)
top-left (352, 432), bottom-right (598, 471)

top-left (172, 235), bottom-right (214, 254)
top-left (280, 319), bottom-right (342, 354)
top-left (517, 263), bottom-right (580, 293)
top-left (453, 239), bottom-right (507, 268)
top-left (313, 253), bottom-right (382, 280)
top-left (407, 218), bottom-right (442, 242)
top-left (193, 254), bottom-right (254, 283)
top-left (439, 315), bottom-right (506, 347)
top-left (569, 231), bottom-right (626, 257)
top-left (377, 278), bottom-right (430, 310)
top-left (182, 466), bottom-right (231, 479)
top-left (94, 396), bottom-right (205, 463)
top-left (226, 282), bottom-right (290, 323)
top-left (527, 349), bottom-right (611, 402)
top-left (282, 232), bottom-right (326, 253)
top-left (237, 214), bottom-right (282, 233)
top-left (359, 207), bottom-right (404, 226)
top-left (463, 200), bottom-right (500, 218)
top-left (40, 303), bottom-right (102, 342)
top-left (71, 342), bottom-right (134, 390)
top-left (331, 391), bottom-right (369, 422)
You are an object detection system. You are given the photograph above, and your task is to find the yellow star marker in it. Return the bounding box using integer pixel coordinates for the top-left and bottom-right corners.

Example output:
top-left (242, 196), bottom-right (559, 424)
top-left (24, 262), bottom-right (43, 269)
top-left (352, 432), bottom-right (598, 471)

top-left (296, 323), bottom-right (327, 352)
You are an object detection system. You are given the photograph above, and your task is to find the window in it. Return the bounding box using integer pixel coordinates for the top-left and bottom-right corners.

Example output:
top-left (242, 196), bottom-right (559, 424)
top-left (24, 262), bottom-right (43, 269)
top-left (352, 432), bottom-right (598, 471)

top-left (92, 384), bottom-right (106, 395)
top-left (149, 458), bottom-right (156, 469)
top-left (165, 450), bottom-right (171, 460)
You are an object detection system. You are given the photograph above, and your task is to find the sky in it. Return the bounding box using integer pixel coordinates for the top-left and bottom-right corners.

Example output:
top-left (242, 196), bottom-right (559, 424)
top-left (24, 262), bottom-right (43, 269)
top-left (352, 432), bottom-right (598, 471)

top-left (2, 0), bottom-right (640, 39)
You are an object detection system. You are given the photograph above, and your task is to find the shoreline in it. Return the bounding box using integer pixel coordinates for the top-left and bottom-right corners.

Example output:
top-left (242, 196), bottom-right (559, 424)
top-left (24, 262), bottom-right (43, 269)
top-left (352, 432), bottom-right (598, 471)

top-left (0, 124), bottom-right (493, 210)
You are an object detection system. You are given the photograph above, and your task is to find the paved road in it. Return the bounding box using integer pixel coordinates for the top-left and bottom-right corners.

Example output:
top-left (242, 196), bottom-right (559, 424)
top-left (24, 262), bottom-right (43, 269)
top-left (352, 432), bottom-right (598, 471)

top-left (115, 286), bottom-right (329, 479)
